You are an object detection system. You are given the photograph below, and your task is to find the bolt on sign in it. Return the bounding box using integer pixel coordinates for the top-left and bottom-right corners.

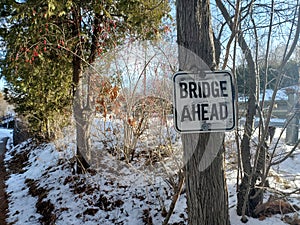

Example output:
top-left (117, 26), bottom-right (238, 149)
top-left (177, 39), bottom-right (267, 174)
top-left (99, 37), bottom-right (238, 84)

top-left (173, 71), bottom-right (236, 133)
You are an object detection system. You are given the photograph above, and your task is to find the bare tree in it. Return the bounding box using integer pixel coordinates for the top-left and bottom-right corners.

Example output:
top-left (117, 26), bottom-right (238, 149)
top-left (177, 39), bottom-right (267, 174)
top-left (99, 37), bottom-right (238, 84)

top-left (215, 0), bottom-right (300, 220)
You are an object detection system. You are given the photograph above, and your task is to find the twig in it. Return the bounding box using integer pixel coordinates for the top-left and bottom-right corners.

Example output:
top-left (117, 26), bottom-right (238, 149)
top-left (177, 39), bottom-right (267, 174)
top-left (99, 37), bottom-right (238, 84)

top-left (162, 171), bottom-right (185, 225)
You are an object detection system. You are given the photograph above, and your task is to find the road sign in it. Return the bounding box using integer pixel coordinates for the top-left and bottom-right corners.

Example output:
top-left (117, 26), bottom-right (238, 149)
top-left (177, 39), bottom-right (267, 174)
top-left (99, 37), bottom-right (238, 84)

top-left (173, 71), bottom-right (236, 133)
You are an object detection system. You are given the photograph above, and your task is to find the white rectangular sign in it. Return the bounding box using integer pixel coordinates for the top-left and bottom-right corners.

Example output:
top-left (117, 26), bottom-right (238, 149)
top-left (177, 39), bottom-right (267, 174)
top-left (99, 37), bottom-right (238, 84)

top-left (173, 71), bottom-right (236, 133)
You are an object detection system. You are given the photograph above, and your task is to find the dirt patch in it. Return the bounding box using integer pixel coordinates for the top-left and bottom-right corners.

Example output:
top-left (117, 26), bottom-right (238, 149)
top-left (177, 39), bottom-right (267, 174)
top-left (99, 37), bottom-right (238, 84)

top-left (6, 142), bottom-right (32, 175)
top-left (0, 137), bottom-right (9, 225)
top-left (25, 178), bottom-right (56, 224)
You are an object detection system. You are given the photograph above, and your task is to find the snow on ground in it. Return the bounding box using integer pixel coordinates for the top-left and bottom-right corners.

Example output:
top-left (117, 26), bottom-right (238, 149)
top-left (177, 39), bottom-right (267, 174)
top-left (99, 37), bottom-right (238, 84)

top-left (3, 117), bottom-right (300, 225)
top-left (0, 128), bottom-right (12, 139)
top-left (0, 127), bottom-right (13, 149)
top-left (238, 88), bottom-right (289, 102)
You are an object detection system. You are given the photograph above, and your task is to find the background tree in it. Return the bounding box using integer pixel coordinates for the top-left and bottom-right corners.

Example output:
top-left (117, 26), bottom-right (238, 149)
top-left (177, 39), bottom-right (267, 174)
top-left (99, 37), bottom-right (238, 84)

top-left (0, 0), bottom-right (170, 170)
top-left (236, 60), bottom-right (299, 96)
top-left (176, 0), bottom-right (230, 224)
top-left (0, 0), bottom-right (74, 139)
top-left (215, 0), bottom-right (300, 220)
top-left (3, 51), bottom-right (73, 139)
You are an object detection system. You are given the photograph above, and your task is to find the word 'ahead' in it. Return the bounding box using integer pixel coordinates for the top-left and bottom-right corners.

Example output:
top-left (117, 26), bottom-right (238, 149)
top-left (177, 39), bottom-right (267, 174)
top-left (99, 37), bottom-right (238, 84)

top-left (173, 71), bottom-right (235, 133)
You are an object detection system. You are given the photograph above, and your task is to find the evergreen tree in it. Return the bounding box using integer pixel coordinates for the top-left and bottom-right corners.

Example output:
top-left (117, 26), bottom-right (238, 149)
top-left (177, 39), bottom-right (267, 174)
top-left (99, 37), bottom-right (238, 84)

top-left (0, 0), bottom-right (170, 141)
top-left (236, 61), bottom-right (299, 97)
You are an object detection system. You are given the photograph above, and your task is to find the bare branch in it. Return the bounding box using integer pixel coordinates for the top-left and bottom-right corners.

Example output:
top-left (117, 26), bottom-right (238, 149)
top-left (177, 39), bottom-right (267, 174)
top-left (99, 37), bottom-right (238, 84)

top-left (221, 0), bottom-right (241, 70)
top-left (271, 139), bottom-right (300, 166)
top-left (261, 0), bottom-right (275, 106)
top-left (281, 3), bottom-right (300, 67)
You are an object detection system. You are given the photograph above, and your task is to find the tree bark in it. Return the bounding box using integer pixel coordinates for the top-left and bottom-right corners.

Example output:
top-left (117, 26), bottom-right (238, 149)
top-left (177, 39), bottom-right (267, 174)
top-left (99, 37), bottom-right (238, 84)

top-left (176, 1), bottom-right (230, 224)
top-left (71, 5), bottom-right (91, 173)
top-left (182, 133), bottom-right (229, 225)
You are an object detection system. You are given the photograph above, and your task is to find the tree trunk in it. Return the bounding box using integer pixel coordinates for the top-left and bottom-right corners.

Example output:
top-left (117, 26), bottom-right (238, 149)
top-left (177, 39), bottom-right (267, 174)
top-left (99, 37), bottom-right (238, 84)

top-left (73, 67), bottom-right (91, 173)
top-left (176, 1), bottom-right (230, 224)
top-left (71, 5), bottom-right (105, 173)
top-left (71, 5), bottom-right (90, 173)
top-left (182, 133), bottom-right (229, 225)
top-left (73, 78), bottom-right (92, 173)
